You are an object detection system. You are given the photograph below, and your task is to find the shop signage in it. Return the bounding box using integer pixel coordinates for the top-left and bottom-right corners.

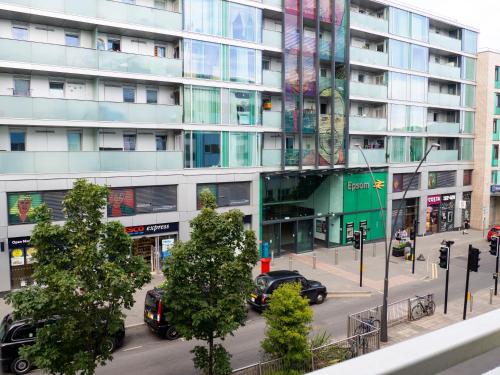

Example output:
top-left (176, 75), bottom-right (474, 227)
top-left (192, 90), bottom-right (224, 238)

top-left (427, 195), bottom-right (441, 206)
top-left (346, 222), bottom-right (354, 242)
top-left (442, 194), bottom-right (456, 202)
top-left (8, 236), bottom-right (31, 248)
top-left (346, 180), bottom-right (385, 191)
top-left (8, 237), bottom-right (32, 267)
top-left (360, 220), bottom-right (368, 239)
top-left (125, 222), bottom-right (179, 237)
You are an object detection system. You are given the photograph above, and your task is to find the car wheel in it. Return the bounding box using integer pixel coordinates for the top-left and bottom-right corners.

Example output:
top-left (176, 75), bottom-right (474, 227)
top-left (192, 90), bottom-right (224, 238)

top-left (11, 357), bottom-right (32, 375)
top-left (315, 293), bottom-right (326, 305)
top-left (101, 338), bottom-right (116, 353)
top-left (165, 326), bottom-right (181, 340)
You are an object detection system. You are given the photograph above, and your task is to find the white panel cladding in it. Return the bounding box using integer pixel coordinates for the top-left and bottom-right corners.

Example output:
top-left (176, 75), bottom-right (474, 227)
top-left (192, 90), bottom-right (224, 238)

top-left (99, 129), bottom-right (124, 149)
top-left (0, 125), bottom-right (8, 151)
top-left (0, 19), bottom-right (10, 38)
top-left (136, 131), bottom-right (156, 151)
top-left (26, 127), bottom-right (67, 151)
top-left (82, 128), bottom-right (97, 151)
top-left (0, 73), bottom-right (11, 96)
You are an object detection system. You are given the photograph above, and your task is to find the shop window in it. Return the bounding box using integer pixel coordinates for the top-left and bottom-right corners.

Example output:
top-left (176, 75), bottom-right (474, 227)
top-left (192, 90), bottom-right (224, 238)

top-left (428, 171), bottom-right (456, 189)
top-left (7, 191), bottom-right (67, 225)
top-left (135, 185), bottom-right (177, 213)
top-left (392, 173), bottom-right (420, 193)
top-left (196, 182), bottom-right (250, 209)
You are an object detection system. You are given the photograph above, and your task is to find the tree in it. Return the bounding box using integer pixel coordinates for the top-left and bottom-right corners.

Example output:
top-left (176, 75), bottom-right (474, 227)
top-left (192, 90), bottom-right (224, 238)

top-left (163, 190), bottom-right (258, 375)
top-left (6, 179), bottom-right (151, 375)
top-left (261, 283), bottom-right (313, 372)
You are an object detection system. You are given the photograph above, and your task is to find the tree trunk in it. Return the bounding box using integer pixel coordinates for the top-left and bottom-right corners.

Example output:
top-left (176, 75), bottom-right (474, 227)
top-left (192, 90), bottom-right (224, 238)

top-left (208, 335), bottom-right (214, 375)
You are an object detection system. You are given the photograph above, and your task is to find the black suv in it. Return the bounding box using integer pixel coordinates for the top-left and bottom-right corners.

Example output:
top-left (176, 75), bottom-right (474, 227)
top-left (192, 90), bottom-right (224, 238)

top-left (247, 270), bottom-right (327, 311)
top-left (144, 288), bottom-right (180, 340)
top-left (0, 314), bottom-right (125, 375)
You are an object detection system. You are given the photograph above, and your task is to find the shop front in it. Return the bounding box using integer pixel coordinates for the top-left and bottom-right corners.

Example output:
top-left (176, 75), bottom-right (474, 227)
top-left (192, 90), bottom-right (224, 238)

top-left (126, 222), bottom-right (179, 272)
top-left (462, 192), bottom-right (471, 226)
top-left (426, 194), bottom-right (456, 234)
top-left (391, 198), bottom-right (419, 239)
top-left (8, 236), bottom-right (35, 289)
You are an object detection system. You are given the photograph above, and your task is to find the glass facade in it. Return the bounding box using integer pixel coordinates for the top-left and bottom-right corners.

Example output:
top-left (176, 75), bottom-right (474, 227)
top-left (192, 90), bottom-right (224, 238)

top-left (389, 8), bottom-right (410, 38)
top-left (462, 29), bottom-right (478, 54)
top-left (411, 13), bottom-right (428, 42)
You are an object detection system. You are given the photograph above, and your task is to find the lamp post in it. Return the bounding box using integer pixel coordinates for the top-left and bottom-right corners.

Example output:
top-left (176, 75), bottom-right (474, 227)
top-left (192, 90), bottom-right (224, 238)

top-left (355, 143), bottom-right (440, 342)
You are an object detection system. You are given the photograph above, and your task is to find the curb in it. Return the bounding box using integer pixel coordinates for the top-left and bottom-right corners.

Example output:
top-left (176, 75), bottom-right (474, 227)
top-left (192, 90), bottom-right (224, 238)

top-left (327, 291), bottom-right (372, 298)
top-left (125, 322), bottom-right (145, 329)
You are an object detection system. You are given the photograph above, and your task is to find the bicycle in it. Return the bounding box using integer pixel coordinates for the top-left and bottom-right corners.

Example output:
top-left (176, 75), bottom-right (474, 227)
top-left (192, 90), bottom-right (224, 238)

top-left (353, 316), bottom-right (381, 335)
top-left (411, 295), bottom-right (435, 321)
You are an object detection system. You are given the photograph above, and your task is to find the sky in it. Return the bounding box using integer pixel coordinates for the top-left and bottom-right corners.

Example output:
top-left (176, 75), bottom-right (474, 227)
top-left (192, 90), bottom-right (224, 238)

top-left (394, 0), bottom-right (499, 50)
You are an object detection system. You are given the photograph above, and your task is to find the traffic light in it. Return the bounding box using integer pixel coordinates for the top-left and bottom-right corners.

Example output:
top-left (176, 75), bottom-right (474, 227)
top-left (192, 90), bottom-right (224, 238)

top-left (469, 247), bottom-right (481, 272)
top-left (439, 246), bottom-right (449, 269)
top-left (353, 231), bottom-right (361, 250)
top-left (490, 237), bottom-right (498, 256)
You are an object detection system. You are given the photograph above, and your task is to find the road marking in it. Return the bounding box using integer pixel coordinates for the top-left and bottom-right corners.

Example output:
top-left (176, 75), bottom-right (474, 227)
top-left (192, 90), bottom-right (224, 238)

top-left (122, 345), bottom-right (143, 352)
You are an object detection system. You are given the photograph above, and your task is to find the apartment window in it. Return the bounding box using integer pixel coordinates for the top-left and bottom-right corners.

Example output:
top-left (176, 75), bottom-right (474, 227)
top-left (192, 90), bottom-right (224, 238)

top-left (123, 87), bottom-right (136, 103)
top-left (156, 135), bottom-right (167, 151)
top-left (10, 131), bottom-right (26, 151)
top-left (67, 132), bottom-right (81, 151)
top-left (263, 60), bottom-right (271, 71)
top-left (496, 94), bottom-right (500, 108)
top-left (108, 38), bottom-right (121, 52)
top-left (154, 0), bottom-right (166, 9)
top-left (12, 25), bottom-right (28, 40)
top-left (146, 89), bottom-right (158, 104)
top-left (358, 74), bottom-right (365, 83)
top-left (65, 33), bottom-right (80, 47)
top-left (13, 78), bottom-right (30, 97)
top-left (123, 135), bottom-right (136, 151)
top-left (154, 45), bottom-right (166, 57)
top-left (49, 81), bottom-right (64, 98)
top-left (410, 44), bottom-right (428, 72)
top-left (463, 170), bottom-right (472, 186)
top-left (357, 107), bottom-right (363, 116)
top-left (320, 68), bottom-right (327, 78)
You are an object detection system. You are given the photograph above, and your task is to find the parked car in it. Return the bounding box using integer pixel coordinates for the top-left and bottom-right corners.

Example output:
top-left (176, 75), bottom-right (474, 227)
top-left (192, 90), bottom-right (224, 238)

top-left (144, 288), bottom-right (180, 340)
top-left (487, 225), bottom-right (500, 241)
top-left (0, 314), bottom-right (125, 375)
top-left (247, 270), bottom-right (327, 312)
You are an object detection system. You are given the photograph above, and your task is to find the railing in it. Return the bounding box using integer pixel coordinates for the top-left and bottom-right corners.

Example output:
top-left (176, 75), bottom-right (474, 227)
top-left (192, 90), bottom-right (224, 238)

top-left (429, 32), bottom-right (462, 52)
top-left (350, 11), bottom-right (388, 33)
top-left (426, 149), bottom-right (459, 163)
top-left (429, 62), bottom-right (461, 80)
top-left (427, 92), bottom-right (461, 107)
top-left (350, 81), bottom-right (388, 99)
top-left (263, 29), bottom-right (282, 49)
top-left (349, 149), bottom-right (387, 166)
top-left (350, 47), bottom-right (389, 67)
top-left (426, 121), bottom-right (460, 134)
top-left (262, 111), bottom-right (281, 129)
top-left (262, 0), bottom-right (282, 8)
top-left (349, 116), bottom-right (387, 132)
top-left (263, 70), bottom-right (282, 89)
top-left (262, 149), bottom-right (281, 167)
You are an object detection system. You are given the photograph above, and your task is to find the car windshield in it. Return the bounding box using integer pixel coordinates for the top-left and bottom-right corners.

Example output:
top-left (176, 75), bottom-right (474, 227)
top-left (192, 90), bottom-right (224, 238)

top-left (0, 319), bottom-right (9, 343)
top-left (255, 276), bottom-right (270, 292)
top-left (145, 294), bottom-right (158, 313)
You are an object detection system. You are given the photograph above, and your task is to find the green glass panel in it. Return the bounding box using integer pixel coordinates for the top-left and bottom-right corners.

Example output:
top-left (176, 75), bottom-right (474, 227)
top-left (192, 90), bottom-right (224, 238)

top-left (221, 131), bottom-right (229, 167)
top-left (463, 111), bottom-right (475, 134)
top-left (390, 137), bottom-right (406, 163)
top-left (463, 84), bottom-right (476, 108)
top-left (191, 86), bottom-right (220, 124)
top-left (410, 138), bottom-right (424, 162)
top-left (461, 139), bottom-right (473, 161)
top-left (463, 57), bottom-right (476, 81)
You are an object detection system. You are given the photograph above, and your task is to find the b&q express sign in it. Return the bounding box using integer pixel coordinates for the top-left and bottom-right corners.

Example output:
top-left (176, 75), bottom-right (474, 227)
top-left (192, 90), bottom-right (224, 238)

top-left (125, 222), bottom-right (179, 237)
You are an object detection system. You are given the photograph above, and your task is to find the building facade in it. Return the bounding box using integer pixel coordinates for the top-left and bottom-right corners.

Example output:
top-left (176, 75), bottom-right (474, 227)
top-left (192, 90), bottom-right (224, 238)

top-left (0, 0), bottom-right (477, 292)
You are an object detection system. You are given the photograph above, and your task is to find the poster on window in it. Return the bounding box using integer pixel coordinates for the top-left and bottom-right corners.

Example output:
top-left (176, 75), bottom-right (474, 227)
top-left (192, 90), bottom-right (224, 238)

top-left (360, 220), bottom-right (368, 239)
top-left (8, 193), bottom-right (43, 225)
top-left (107, 188), bottom-right (135, 217)
top-left (25, 247), bottom-right (37, 264)
top-left (346, 222), bottom-right (354, 242)
top-left (10, 248), bottom-right (24, 266)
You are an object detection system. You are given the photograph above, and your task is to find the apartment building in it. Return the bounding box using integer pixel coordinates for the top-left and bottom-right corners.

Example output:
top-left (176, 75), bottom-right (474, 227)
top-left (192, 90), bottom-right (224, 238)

top-left (0, 0), bottom-right (477, 292)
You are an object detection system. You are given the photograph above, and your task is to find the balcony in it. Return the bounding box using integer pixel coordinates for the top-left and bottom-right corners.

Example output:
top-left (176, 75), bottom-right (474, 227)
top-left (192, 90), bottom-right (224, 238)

top-left (429, 63), bottom-right (461, 80)
top-left (493, 159), bottom-right (499, 167)
top-left (426, 122), bottom-right (460, 134)
top-left (263, 70), bottom-right (281, 89)
top-left (426, 150), bottom-right (459, 163)
top-left (350, 81), bottom-right (387, 99)
top-left (263, 29), bottom-right (282, 49)
top-left (262, 0), bottom-right (282, 7)
top-left (0, 38), bottom-right (183, 78)
top-left (429, 32), bottom-right (461, 52)
top-left (0, 96), bottom-right (183, 124)
top-left (350, 47), bottom-right (388, 67)
top-left (0, 151), bottom-right (184, 174)
top-left (262, 111), bottom-right (281, 129)
top-left (349, 149), bottom-right (387, 165)
top-left (0, 0), bottom-right (183, 31)
top-left (427, 92), bottom-right (461, 107)
top-left (349, 116), bottom-right (387, 132)
top-left (350, 11), bottom-right (389, 33)
top-left (262, 149), bottom-right (281, 167)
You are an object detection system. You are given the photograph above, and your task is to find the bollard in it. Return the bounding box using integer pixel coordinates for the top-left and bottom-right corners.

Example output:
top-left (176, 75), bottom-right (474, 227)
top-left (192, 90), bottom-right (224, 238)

top-left (334, 249), bottom-right (339, 265)
top-left (289, 256), bottom-right (293, 271)
top-left (313, 252), bottom-right (317, 269)
top-left (372, 243), bottom-right (376, 257)
top-left (490, 288), bottom-right (494, 305)
top-left (354, 249), bottom-right (358, 261)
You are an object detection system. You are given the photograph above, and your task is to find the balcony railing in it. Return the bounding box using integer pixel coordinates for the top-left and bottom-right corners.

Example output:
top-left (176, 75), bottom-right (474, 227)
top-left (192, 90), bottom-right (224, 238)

top-left (0, 0), bottom-right (183, 31)
top-left (426, 150), bottom-right (459, 163)
top-left (0, 38), bottom-right (183, 78)
top-left (349, 149), bottom-right (387, 165)
top-left (350, 81), bottom-right (387, 99)
top-left (429, 32), bottom-right (461, 52)
top-left (429, 62), bottom-right (461, 80)
top-left (262, 149), bottom-right (281, 167)
top-left (493, 158), bottom-right (499, 167)
top-left (350, 47), bottom-right (389, 67)
top-left (263, 29), bottom-right (282, 49)
top-left (350, 11), bottom-right (389, 33)
top-left (262, 0), bottom-right (282, 7)
top-left (0, 96), bottom-right (183, 124)
top-left (263, 70), bottom-right (282, 89)
top-left (426, 122), bottom-right (460, 134)
top-left (349, 116), bottom-right (387, 132)
top-left (262, 111), bottom-right (281, 129)
top-left (427, 92), bottom-right (461, 107)
top-left (0, 151), bottom-right (184, 174)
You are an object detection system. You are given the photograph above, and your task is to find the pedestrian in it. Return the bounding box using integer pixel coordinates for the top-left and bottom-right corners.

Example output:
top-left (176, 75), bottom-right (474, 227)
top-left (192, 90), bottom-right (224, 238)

top-left (463, 219), bottom-right (470, 235)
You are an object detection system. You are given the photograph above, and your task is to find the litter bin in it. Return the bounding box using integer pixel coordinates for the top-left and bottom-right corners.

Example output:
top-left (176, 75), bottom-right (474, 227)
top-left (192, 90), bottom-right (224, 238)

top-left (261, 258), bottom-right (271, 273)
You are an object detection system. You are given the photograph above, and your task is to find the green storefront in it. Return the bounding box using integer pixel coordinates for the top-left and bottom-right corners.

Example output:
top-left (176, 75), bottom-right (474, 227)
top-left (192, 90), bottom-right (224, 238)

top-left (260, 169), bottom-right (387, 255)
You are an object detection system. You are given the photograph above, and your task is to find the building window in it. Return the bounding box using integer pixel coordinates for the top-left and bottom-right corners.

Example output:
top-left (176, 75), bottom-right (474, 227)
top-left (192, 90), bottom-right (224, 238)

top-left (123, 135), bottom-right (136, 151)
top-left (230, 46), bottom-right (257, 83)
top-left (146, 89), bottom-right (158, 104)
top-left (65, 33), bottom-right (80, 47)
top-left (108, 38), bottom-right (121, 52)
top-left (197, 182), bottom-right (250, 209)
top-left (12, 25), bottom-right (28, 40)
top-left (67, 132), bottom-right (81, 151)
top-left (463, 170), bottom-right (472, 186)
top-left (123, 87), bottom-right (136, 103)
top-left (135, 185), bottom-right (177, 213)
top-left (10, 131), bottom-right (26, 151)
top-left (428, 171), bottom-right (456, 189)
top-left (156, 135), bottom-right (167, 151)
top-left (49, 81), bottom-right (65, 98)
top-left (184, 131), bottom-right (220, 168)
top-left (154, 45), bottom-right (166, 57)
top-left (13, 78), bottom-right (30, 97)
top-left (392, 173), bottom-right (420, 193)
top-left (497, 94), bottom-right (500, 108)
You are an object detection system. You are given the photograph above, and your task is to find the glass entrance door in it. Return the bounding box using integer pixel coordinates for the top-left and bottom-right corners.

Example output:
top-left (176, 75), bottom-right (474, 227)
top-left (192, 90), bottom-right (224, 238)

top-left (262, 224), bottom-right (281, 257)
top-left (297, 219), bottom-right (314, 253)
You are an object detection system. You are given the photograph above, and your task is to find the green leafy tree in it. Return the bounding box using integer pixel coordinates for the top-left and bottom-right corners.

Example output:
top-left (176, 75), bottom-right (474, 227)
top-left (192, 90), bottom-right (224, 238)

top-left (6, 179), bottom-right (151, 375)
top-left (262, 283), bottom-right (314, 372)
top-left (163, 190), bottom-right (258, 375)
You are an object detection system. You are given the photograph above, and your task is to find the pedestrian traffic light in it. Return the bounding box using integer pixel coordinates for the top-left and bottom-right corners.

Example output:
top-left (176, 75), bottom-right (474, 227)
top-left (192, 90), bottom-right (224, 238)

top-left (439, 246), bottom-right (449, 269)
top-left (490, 237), bottom-right (498, 256)
top-left (353, 231), bottom-right (361, 250)
top-left (469, 247), bottom-right (481, 272)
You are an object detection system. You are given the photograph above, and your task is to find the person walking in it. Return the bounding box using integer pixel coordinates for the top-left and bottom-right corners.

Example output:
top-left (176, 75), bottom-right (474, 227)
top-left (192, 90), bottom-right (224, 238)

top-left (463, 219), bottom-right (470, 235)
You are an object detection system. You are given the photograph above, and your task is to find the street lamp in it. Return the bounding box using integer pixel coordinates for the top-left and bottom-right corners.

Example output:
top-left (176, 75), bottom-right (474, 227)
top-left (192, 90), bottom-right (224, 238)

top-left (355, 142), bottom-right (440, 342)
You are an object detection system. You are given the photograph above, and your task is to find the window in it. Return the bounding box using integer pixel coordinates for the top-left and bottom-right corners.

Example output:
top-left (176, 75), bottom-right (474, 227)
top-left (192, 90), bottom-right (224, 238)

top-left (107, 188), bottom-right (135, 217)
top-left (389, 40), bottom-right (409, 69)
top-left (123, 134), bottom-right (136, 151)
top-left (463, 170), bottom-right (472, 186)
top-left (185, 0), bottom-right (221, 36)
top-left (389, 72), bottom-right (408, 100)
top-left (154, 45), bottom-right (166, 57)
top-left (263, 60), bottom-right (271, 71)
top-left (230, 90), bottom-right (257, 125)
top-left (428, 171), bottom-right (456, 189)
top-left (184, 131), bottom-right (220, 168)
top-left (230, 46), bottom-right (259, 83)
top-left (228, 2), bottom-right (261, 42)
top-left (410, 75), bottom-right (426, 102)
top-left (135, 185), bottom-right (177, 213)
top-left (409, 106), bottom-right (425, 132)
top-left (10, 131), bottom-right (25, 151)
top-left (392, 173), bottom-right (420, 192)
top-left (156, 135), bottom-right (167, 151)
top-left (49, 81), bottom-right (64, 98)
top-left (146, 89), bottom-right (158, 104)
top-left (108, 38), bottom-right (121, 52)
top-left (411, 45), bottom-right (428, 72)
top-left (97, 38), bottom-right (106, 50)
top-left (410, 138), bottom-right (424, 161)
top-left (411, 14), bottom-right (428, 42)
top-left (390, 105), bottom-right (406, 131)
top-left (389, 8), bottom-right (410, 37)
top-left (461, 139), bottom-right (473, 161)
top-left (196, 182), bottom-right (250, 209)
top-left (13, 78), bottom-right (30, 97)
top-left (497, 94), bottom-right (500, 108)
top-left (390, 136), bottom-right (406, 163)
top-left (12, 25), bottom-right (28, 40)
top-left (67, 132), bottom-right (81, 151)
top-left (65, 33), bottom-right (80, 47)
top-left (12, 326), bottom-right (36, 341)
top-left (123, 87), bottom-right (135, 103)
top-left (184, 86), bottom-right (220, 124)
top-left (462, 29), bottom-right (478, 54)
top-left (186, 40), bottom-right (221, 80)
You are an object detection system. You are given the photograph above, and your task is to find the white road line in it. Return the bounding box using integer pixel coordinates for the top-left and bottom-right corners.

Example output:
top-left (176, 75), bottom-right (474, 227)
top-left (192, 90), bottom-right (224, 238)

top-left (122, 345), bottom-right (143, 352)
